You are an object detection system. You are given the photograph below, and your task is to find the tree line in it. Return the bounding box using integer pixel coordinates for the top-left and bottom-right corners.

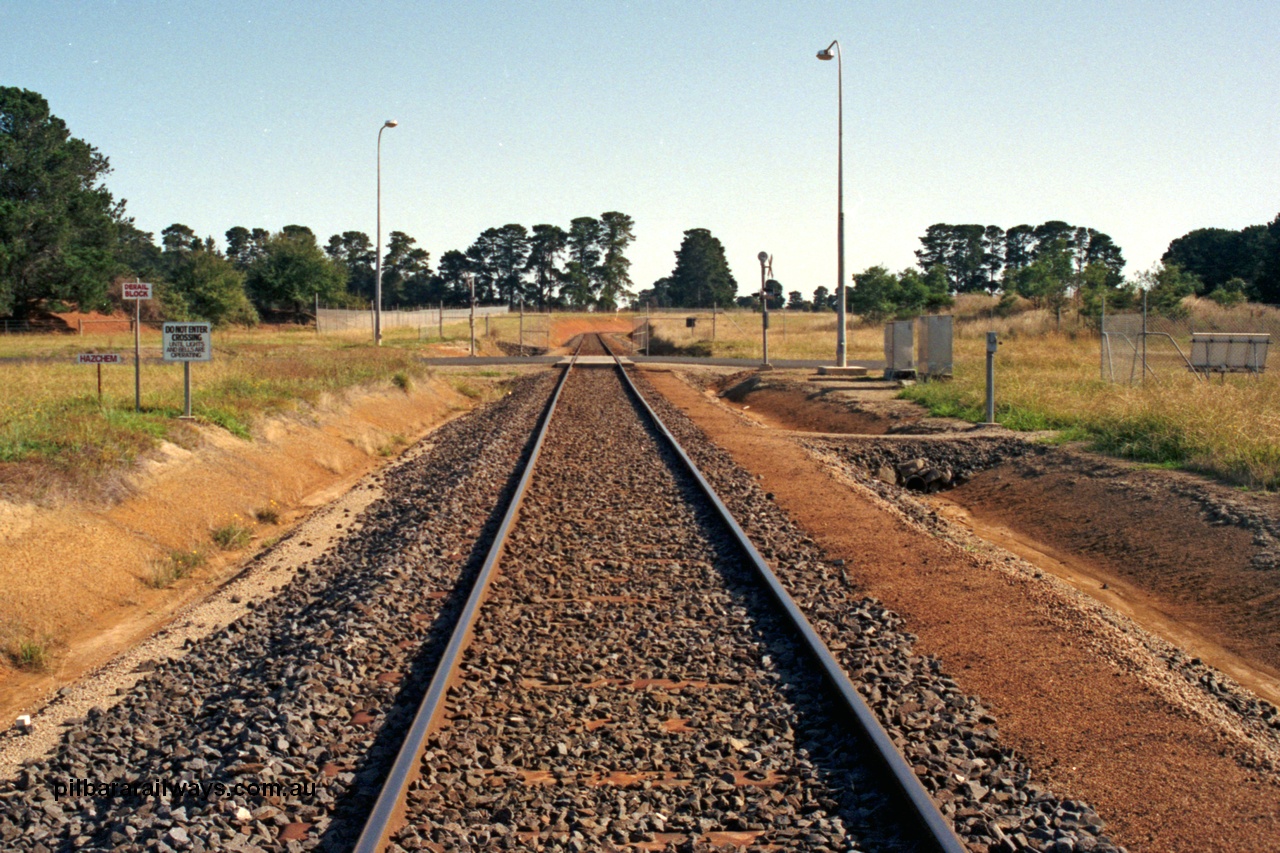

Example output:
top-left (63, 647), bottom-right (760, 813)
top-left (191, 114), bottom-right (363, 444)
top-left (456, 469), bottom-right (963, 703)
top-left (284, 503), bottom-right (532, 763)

top-left (8, 84), bottom-right (1280, 328)
top-left (0, 87), bottom-right (640, 326)
top-left (1162, 216), bottom-right (1280, 305)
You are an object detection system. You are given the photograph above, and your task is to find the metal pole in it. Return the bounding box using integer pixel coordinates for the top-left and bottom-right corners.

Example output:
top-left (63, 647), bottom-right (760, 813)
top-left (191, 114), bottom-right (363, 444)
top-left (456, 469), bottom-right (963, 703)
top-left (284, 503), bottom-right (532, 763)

top-left (646, 301), bottom-right (651, 356)
top-left (133, 294), bottom-right (141, 412)
top-left (315, 292), bottom-right (320, 332)
top-left (1100, 290), bottom-right (1106, 381)
top-left (97, 363), bottom-right (102, 404)
top-left (468, 274), bottom-right (476, 357)
top-left (183, 362), bottom-right (192, 418)
top-left (985, 332), bottom-right (998, 424)
top-left (712, 302), bottom-right (717, 349)
top-left (758, 252), bottom-right (770, 366)
top-left (819, 40), bottom-right (848, 367)
top-left (439, 301), bottom-right (443, 341)
top-left (374, 120), bottom-right (397, 346)
top-left (519, 297), bottom-right (525, 357)
top-left (1141, 289), bottom-right (1148, 386)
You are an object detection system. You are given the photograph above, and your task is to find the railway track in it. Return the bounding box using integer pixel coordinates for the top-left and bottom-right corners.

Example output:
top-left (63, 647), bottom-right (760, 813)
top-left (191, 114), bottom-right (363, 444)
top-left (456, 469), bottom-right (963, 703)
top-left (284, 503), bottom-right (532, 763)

top-left (356, 335), bottom-right (964, 852)
top-left (0, 333), bottom-right (1124, 853)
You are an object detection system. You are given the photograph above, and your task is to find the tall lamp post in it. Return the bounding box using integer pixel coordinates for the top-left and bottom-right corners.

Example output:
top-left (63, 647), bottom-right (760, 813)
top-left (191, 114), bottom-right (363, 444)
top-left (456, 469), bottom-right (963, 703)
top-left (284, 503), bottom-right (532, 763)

top-left (817, 40), bottom-right (846, 367)
top-left (375, 119), bottom-right (399, 346)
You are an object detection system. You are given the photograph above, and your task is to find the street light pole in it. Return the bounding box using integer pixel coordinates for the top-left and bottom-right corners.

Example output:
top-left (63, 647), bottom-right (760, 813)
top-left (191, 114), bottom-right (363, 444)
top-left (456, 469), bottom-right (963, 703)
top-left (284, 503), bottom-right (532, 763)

top-left (817, 40), bottom-right (846, 367)
top-left (375, 119), bottom-right (398, 346)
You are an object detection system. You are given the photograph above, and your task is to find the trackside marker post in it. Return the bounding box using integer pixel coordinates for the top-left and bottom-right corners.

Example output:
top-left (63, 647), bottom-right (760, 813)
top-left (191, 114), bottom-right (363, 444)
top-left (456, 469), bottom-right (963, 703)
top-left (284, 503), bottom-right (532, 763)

top-left (123, 280), bottom-right (153, 411)
top-left (77, 353), bottom-right (123, 403)
top-left (984, 331), bottom-right (999, 425)
top-left (162, 322), bottom-right (212, 419)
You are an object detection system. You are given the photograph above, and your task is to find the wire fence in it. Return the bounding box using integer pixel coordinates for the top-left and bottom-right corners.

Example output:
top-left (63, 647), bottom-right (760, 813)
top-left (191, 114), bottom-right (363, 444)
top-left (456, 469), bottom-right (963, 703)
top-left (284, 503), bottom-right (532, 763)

top-left (316, 305), bottom-right (509, 334)
top-left (1101, 308), bottom-right (1278, 383)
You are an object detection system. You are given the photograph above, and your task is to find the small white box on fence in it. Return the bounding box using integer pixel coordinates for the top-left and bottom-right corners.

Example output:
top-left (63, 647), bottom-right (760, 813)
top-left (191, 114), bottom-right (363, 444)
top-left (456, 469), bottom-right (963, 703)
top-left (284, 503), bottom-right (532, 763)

top-left (884, 321), bottom-right (915, 379)
top-left (122, 281), bottom-right (152, 300)
top-left (162, 322), bottom-right (212, 362)
top-left (917, 315), bottom-right (953, 379)
top-left (76, 353), bottom-right (123, 365)
top-left (1190, 333), bottom-right (1269, 374)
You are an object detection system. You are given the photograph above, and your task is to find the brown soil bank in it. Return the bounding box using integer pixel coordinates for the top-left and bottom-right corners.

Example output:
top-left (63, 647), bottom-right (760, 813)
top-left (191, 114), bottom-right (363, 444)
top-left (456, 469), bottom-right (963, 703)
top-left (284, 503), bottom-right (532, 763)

top-left (0, 372), bottom-right (502, 722)
top-left (646, 367), bottom-right (1280, 853)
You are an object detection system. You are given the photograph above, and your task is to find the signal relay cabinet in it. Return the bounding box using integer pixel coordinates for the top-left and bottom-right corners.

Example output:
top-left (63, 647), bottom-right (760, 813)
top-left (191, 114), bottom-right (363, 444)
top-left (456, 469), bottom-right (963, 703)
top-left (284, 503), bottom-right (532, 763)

top-left (917, 315), bottom-right (954, 380)
top-left (883, 321), bottom-right (915, 380)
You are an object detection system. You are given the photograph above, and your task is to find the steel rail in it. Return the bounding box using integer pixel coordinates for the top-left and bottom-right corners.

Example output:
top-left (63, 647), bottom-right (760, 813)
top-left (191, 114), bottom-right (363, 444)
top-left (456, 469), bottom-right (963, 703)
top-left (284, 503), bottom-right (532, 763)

top-left (353, 341), bottom-right (584, 853)
top-left (600, 335), bottom-right (968, 853)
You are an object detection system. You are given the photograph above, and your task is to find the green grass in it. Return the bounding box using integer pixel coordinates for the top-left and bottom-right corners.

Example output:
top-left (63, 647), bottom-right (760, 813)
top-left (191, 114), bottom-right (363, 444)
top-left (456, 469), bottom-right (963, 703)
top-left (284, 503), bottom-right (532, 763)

top-left (14, 638), bottom-right (49, 671)
top-left (211, 522), bottom-right (252, 550)
top-left (145, 549), bottom-right (206, 588)
top-left (0, 326), bottom-right (435, 498)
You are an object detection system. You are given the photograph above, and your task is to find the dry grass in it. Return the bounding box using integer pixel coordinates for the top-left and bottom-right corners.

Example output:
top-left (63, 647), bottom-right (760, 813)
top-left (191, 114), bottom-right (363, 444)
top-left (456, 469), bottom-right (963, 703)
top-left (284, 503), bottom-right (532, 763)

top-left (904, 297), bottom-right (1280, 489)
top-left (0, 325), bottom-right (435, 500)
top-left (638, 308), bottom-right (880, 361)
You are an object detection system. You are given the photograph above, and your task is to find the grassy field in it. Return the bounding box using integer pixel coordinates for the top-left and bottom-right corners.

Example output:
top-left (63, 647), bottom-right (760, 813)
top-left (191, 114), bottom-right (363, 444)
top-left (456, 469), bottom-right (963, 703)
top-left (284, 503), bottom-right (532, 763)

top-left (900, 299), bottom-right (1280, 489)
top-left (641, 297), bottom-right (1280, 489)
top-left (4, 299), bottom-right (1279, 497)
top-left (0, 324), bottom-right (455, 499)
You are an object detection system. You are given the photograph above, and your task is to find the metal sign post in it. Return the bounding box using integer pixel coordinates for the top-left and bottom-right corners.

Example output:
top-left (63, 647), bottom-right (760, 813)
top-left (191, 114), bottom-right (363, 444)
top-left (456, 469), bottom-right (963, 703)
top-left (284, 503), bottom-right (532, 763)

top-left (467, 274), bottom-right (476, 357)
top-left (77, 353), bottom-right (123, 403)
top-left (162, 322), bottom-right (212, 419)
top-left (123, 280), bottom-right (152, 411)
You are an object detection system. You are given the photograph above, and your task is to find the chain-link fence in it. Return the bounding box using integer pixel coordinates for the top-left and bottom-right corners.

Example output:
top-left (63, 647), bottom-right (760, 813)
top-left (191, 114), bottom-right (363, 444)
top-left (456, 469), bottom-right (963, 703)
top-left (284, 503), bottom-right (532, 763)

top-left (317, 305), bottom-right (508, 335)
top-left (1101, 307), bottom-right (1278, 383)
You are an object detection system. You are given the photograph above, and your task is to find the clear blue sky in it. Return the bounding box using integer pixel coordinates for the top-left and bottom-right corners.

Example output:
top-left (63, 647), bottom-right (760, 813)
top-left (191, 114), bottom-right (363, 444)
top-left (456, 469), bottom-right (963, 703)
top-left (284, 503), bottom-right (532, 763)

top-left (4, 1), bottom-right (1277, 301)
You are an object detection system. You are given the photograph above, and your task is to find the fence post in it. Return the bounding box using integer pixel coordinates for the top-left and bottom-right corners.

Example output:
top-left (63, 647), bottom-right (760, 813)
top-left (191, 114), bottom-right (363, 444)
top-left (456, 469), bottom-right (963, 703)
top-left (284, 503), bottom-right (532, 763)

top-left (439, 302), bottom-right (443, 341)
top-left (1141, 290), bottom-right (1148, 386)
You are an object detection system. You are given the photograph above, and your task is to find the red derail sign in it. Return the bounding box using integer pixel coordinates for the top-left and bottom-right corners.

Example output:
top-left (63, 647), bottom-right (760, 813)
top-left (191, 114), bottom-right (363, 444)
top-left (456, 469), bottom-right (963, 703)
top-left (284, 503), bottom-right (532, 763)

top-left (77, 353), bottom-right (124, 364)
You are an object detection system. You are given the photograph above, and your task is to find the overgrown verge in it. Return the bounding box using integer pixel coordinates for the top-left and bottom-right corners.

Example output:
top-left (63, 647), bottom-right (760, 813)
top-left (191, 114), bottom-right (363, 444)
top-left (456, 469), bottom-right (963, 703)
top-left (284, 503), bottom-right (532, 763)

top-left (901, 350), bottom-right (1280, 489)
top-left (0, 333), bottom-right (436, 500)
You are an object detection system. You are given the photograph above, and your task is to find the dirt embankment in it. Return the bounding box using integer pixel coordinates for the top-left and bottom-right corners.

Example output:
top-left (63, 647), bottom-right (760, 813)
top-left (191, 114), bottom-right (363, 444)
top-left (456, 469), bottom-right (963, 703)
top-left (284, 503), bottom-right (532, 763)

top-left (0, 370), bottom-right (511, 723)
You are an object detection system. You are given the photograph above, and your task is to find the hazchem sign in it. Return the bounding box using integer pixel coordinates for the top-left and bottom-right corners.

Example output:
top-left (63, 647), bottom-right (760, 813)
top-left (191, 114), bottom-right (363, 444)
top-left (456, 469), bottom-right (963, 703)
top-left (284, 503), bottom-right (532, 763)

top-left (162, 322), bottom-right (212, 362)
top-left (77, 353), bottom-right (123, 365)
top-left (123, 281), bottom-right (152, 300)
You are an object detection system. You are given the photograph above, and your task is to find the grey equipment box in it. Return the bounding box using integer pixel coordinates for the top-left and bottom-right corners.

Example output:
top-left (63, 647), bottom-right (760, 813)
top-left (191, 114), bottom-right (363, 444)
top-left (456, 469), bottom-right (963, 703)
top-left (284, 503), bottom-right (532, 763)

top-left (917, 315), bottom-right (953, 379)
top-left (884, 320), bottom-right (915, 379)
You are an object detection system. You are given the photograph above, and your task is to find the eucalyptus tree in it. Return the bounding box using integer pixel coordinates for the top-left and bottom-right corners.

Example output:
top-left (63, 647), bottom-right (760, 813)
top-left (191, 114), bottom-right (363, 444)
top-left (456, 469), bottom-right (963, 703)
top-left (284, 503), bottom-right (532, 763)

top-left (0, 87), bottom-right (122, 316)
top-left (245, 228), bottom-right (346, 317)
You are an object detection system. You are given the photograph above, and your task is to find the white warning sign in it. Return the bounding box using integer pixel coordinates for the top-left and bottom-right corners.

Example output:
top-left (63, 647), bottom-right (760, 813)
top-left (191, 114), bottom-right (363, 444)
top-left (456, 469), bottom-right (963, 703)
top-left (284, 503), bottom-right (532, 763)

top-left (162, 322), bottom-right (212, 362)
top-left (123, 281), bottom-right (152, 300)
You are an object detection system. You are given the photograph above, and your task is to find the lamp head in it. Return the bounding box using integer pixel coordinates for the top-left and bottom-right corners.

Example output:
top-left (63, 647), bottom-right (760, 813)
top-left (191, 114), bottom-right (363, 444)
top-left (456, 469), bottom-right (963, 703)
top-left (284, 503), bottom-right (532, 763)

top-left (384, 119), bottom-right (399, 128)
top-left (817, 49), bottom-right (834, 60)
top-left (757, 251), bottom-right (769, 264)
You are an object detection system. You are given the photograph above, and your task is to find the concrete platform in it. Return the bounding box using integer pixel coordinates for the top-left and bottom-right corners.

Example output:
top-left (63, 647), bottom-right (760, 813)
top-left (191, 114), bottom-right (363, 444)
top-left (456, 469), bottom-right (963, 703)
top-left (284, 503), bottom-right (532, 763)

top-left (816, 365), bottom-right (869, 377)
top-left (562, 355), bottom-right (632, 365)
